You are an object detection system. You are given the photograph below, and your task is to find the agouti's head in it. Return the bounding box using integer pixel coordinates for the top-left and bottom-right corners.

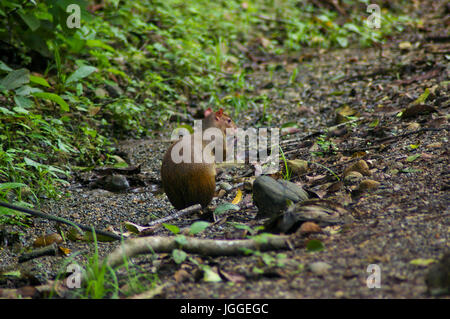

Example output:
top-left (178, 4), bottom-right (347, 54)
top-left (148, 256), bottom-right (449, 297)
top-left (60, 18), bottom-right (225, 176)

top-left (203, 108), bottom-right (237, 135)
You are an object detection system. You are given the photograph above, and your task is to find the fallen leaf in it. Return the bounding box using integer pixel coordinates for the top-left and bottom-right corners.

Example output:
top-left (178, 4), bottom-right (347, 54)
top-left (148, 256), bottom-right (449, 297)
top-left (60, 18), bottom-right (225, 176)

top-left (410, 258), bottom-right (436, 266)
top-left (33, 233), bottom-right (63, 247)
top-left (232, 188), bottom-right (242, 205)
top-left (299, 221), bottom-right (321, 234)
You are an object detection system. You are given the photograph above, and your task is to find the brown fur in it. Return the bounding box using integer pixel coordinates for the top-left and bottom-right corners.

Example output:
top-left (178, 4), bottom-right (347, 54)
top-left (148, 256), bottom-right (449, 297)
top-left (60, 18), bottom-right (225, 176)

top-left (161, 109), bottom-right (236, 210)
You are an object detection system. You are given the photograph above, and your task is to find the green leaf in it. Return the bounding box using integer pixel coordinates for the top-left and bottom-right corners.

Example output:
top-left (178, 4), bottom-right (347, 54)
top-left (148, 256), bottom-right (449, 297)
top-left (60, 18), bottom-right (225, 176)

top-left (14, 96), bottom-right (33, 109)
top-left (172, 249), bottom-right (187, 264)
top-left (174, 235), bottom-right (188, 246)
top-left (29, 75), bottom-right (50, 87)
top-left (306, 239), bottom-right (324, 252)
top-left (66, 65), bottom-right (98, 84)
top-left (32, 92), bottom-right (69, 111)
top-left (281, 122), bottom-right (299, 128)
top-left (202, 266), bottom-right (222, 282)
top-left (18, 11), bottom-right (41, 31)
top-left (189, 221), bottom-right (210, 235)
top-left (0, 183), bottom-right (28, 192)
top-left (0, 68), bottom-right (30, 90)
top-left (344, 23), bottom-right (360, 33)
top-left (214, 203), bottom-right (240, 215)
top-left (16, 85), bottom-right (42, 96)
top-left (24, 157), bottom-right (42, 168)
top-left (0, 60), bottom-right (12, 72)
top-left (336, 37), bottom-right (348, 48)
top-left (407, 154), bottom-right (421, 162)
top-left (163, 223), bottom-right (180, 235)
top-left (410, 258), bottom-right (436, 266)
top-left (0, 107), bottom-right (15, 115)
top-left (86, 39), bottom-right (115, 52)
top-left (413, 88), bottom-right (430, 105)
top-left (12, 106), bottom-right (30, 114)
top-left (369, 119), bottom-right (379, 127)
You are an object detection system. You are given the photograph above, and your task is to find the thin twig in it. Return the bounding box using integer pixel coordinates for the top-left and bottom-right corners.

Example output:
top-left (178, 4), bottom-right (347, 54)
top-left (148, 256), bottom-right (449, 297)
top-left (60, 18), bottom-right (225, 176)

top-left (0, 202), bottom-right (122, 240)
top-left (146, 204), bottom-right (203, 227)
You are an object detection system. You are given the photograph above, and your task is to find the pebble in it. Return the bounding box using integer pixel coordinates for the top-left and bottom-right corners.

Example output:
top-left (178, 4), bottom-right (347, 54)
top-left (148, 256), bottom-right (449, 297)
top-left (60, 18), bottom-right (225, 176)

top-left (309, 262), bottom-right (332, 275)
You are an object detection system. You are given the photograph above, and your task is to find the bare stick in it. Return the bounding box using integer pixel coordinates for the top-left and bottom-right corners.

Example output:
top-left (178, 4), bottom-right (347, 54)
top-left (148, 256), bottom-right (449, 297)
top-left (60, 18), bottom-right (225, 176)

top-left (146, 204), bottom-right (203, 227)
top-left (105, 235), bottom-right (296, 268)
top-left (0, 201), bottom-right (121, 241)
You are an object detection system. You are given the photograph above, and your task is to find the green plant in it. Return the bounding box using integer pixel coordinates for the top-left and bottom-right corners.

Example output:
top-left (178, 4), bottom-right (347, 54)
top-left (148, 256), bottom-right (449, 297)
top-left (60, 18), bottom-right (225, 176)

top-left (0, 0), bottom-right (414, 222)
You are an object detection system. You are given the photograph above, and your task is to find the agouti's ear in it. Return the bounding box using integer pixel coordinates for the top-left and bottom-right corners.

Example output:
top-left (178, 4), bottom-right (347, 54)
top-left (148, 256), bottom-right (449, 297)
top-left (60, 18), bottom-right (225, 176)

top-left (215, 108), bottom-right (224, 118)
top-left (204, 107), bottom-right (213, 117)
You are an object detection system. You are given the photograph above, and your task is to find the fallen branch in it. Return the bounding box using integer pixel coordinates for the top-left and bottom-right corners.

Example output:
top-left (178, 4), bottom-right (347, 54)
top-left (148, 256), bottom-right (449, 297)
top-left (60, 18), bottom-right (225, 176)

top-left (18, 243), bottom-right (58, 263)
top-left (104, 235), bottom-right (296, 268)
top-left (0, 201), bottom-right (122, 241)
top-left (341, 127), bottom-right (448, 154)
top-left (146, 204), bottom-right (202, 227)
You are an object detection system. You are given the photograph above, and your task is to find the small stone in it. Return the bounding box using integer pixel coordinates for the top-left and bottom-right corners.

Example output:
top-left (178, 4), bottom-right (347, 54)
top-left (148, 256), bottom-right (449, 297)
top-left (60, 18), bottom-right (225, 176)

top-left (217, 189), bottom-right (226, 198)
top-left (398, 41), bottom-right (412, 50)
top-left (343, 160), bottom-right (371, 177)
top-left (253, 176), bottom-right (309, 219)
top-left (356, 179), bottom-right (380, 193)
top-left (344, 171), bottom-right (363, 185)
top-left (299, 221), bottom-right (321, 234)
top-left (426, 142), bottom-right (442, 148)
top-left (286, 159), bottom-right (308, 176)
top-left (309, 262), bottom-right (331, 275)
top-left (407, 122), bottom-right (420, 131)
top-left (95, 87), bottom-right (107, 98)
top-left (219, 182), bottom-right (233, 191)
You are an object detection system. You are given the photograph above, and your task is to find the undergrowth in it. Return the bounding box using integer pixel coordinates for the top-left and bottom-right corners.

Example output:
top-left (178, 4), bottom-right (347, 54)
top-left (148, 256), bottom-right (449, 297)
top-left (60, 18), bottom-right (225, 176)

top-left (0, 0), bottom-right (413, 218)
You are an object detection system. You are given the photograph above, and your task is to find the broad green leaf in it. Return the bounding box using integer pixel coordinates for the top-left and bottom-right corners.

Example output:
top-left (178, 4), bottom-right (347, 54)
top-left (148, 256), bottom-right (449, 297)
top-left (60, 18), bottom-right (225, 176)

top-left (306, 239), bottom-right (324, 252)
top-left (410, 258), bottom-right (436, 266)
top-left (14, 96), bottom-right (33, 109)
top-left (163, 223), bottom-right (180, 235)
top-left (214, 203), bottom-right (240, 215)
top-left (24, 157), bottom-right (42, 168)
top-left (0, 182), bottom-right (27, 191)
top-left (16, 85), bottom-right (43, 96)
top-left (172, 249), bottom-right (187, 264)
top-left (18, 11), bottom-right (41, 31)
top-left (66, 65), bottom-right (97, 84)
top-left (0, 68), bottom-right (30, 90)
top-left (369, 119), bottom-right (379, 127)
top-left (336, 37), bottom-right (348, 48)
top-left (29, 75), bottom-right (50, 87)
top-left (0, 60), bottom-right (12, 72)
top-left (86, 39), bottom-right (115, 52)
top-left (344, 23), bottom-right (360, 33)
top-left (407, 154), bottom-right (421, 162)
top-left (174, 235), bottom-right (188, 246)
top-left (413, 88), bottom-right (430, 105)
top-left (189, 221), bottom-right (210, 235)
top-left (12, 106), bottom-right (30, 114)
top-left (281, 122), bottom-right (299, 128)
top-left (0, 107), bottom-right (15, 115)
top-left (202, 266), bottom-right (222, 282)
top-left (33, 92), bottom-right (69, 111)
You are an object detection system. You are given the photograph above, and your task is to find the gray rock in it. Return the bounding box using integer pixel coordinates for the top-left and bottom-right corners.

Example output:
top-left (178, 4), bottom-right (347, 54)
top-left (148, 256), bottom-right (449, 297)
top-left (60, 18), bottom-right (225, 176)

top-left (253, 176), bottom-right (309, 219)
top-left (264, 198), bottom-right (354, 233)
top-left (426, 251), bottom-right (450, 296)
top-left (89, 174), bottom-right (130, 192)
top-left (309, 262), bottom-right (332, 275)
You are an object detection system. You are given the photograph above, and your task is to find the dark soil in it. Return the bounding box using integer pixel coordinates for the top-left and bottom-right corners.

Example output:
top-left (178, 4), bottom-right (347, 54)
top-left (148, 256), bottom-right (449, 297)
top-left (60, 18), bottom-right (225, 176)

top-left (0, 1), bottom-right (449, 299)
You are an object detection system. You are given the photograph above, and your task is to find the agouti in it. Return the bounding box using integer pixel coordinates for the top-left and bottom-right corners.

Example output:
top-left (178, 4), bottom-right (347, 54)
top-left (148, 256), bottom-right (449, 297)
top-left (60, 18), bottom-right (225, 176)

top-left (161, 108), bottom-right (236, 210)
